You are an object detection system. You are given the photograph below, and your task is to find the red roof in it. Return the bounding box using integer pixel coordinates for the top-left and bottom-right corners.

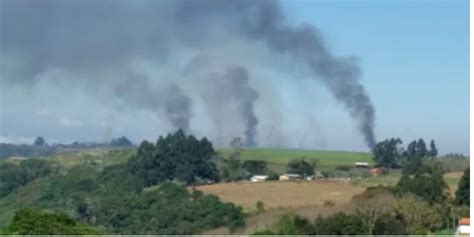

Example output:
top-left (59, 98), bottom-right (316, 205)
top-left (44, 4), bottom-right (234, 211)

top-left (460, 218), bottom-right (470, 225)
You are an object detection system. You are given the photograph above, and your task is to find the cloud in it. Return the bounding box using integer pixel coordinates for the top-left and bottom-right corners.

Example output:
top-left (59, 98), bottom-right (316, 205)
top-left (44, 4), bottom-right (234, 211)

top-left (58, 117), bottom-right (83, 127)
top-left (0, 135), bottom-right (34, 144)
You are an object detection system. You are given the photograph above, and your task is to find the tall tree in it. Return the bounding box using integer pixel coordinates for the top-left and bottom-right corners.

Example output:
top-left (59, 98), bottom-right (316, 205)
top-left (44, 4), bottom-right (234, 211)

top-left (33, 136), bottom-right (45, 146)
top-left (429, 140), bottom-right (438, 157)
top-left (372, 138), bottom-right (403, 173)
top-left (454, 167), bottom-right (469, 206)
top-left (402, 139), bottom-right (425, 175)
top-left (128, 130), bottom-right (219, 186)
top-left (415, 138), bottom-right (428, 158)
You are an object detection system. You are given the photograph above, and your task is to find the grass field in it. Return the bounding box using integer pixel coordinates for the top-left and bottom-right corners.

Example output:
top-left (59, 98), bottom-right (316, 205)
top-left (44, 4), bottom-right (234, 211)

top-left (196, 180), bottom-right (365, 212)
top-left (218, 148), bottom-right (372, 171)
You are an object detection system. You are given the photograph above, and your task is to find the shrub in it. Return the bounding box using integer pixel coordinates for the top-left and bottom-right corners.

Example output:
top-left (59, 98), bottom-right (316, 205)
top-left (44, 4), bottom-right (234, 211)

top-left (256, 201), bottom-right (265, 213)
top-left (1, 208), bottom-right (101, 235)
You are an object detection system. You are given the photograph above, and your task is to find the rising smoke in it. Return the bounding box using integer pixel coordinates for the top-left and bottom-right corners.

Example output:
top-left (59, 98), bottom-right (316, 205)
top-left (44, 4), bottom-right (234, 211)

top-left (0, 0), bottom-right (376, 148)
top-left (205, 66), bottom-right (259, 147)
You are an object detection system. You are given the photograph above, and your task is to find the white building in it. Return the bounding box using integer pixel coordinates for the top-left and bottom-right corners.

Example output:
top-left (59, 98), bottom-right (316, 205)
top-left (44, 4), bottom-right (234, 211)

top-left (354, 162), bottom-right (369, 168)
top-left (456, 218), bottom-right (470, 236)
top-left (250, 175), bottom-right (268, 182)
top-left (279, 174), bottom-right (302, 181)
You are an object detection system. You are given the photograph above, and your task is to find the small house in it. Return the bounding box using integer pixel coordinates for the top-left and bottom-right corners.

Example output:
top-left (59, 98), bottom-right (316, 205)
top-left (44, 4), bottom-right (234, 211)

top-left (279, 174), bottom-right (302, 181)
top-left (456, 218), bottom-right (470, 236)
top-left (354, 162), bottom-right (369, 168)
top-left (250, 175), bottom-right (268, 182)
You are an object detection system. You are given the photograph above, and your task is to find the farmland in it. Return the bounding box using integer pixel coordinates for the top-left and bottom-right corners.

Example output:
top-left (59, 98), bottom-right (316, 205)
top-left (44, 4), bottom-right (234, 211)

top-left (218, 148), bottom-right (372, 171)
top-left (196, 180), bottom-right (365, 212)
top-left (0, 146), bottom-right (468, 233)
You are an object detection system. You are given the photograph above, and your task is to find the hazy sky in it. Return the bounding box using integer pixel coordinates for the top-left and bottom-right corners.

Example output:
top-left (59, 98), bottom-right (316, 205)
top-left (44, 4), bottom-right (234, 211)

top-left (0, 0), bottom-right (469, 154)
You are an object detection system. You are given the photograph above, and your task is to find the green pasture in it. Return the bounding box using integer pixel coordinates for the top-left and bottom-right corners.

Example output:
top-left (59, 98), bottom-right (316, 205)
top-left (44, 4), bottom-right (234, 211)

top-left (218, 148), bottom-right (373, 170)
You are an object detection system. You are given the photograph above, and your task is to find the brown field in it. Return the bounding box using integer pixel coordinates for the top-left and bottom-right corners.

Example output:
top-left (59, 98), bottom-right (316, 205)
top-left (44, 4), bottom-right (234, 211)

top-left (445, 171), bottom-right (463, 193)
top-left (196, 180), bottom-right (365, 212)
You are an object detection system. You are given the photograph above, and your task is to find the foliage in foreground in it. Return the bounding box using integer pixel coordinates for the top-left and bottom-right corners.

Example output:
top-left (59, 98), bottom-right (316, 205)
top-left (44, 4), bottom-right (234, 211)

top-left (455, 167), bottom-right (470, 206)
top-left (253, 212), bottom-right (369, 235)
top-left (395, 164), bottom-right (448, 204)
top-left (0, 208), bottom-right (101, 235)
top-left (0, 130), bottom-right (245, 234)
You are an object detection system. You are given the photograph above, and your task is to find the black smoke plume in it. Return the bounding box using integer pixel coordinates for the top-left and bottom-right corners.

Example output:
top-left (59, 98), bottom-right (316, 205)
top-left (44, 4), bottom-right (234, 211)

top-left (1, 0), bottom-right (376, 147)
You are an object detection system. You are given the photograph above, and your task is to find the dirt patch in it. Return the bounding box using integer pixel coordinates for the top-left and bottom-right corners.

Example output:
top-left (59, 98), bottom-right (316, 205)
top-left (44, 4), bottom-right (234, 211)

top-left (196, 180), bottom-right (365, 212)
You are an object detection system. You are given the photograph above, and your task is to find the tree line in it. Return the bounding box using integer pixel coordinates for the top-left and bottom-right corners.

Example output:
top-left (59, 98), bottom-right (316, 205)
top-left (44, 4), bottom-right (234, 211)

top-left (0, 130), bottom-right (245, 234)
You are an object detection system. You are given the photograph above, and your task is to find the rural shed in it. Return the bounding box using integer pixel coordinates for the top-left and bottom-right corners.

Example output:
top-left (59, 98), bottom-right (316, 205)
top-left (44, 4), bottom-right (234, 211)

top-left (279, 174), bottom-right (302, 181)
top-left (354, 162), bottom-right (369, 168)
top-left (370, 167), bottom-right (384, 176)
top-left (250, 175), bottom-right (268, 182)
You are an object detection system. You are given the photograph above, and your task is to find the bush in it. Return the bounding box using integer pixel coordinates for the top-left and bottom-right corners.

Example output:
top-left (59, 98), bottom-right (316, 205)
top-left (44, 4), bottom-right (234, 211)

top-left (256, 201), bottom-right (265, 213)
top-left (327, 170), bottom-right (350, 178)
top-left (286, 158), bottom-right (317, 177)
top-left (396, 164), bottom-right (448, 204)
top-left (323, 200), bottom-right (335, 207)
top-left (349, 168), bottom-right (371, 178)
top-left (265, 170), bottom-right (279, 180)
top-left (314, 212), bottom-right (369, 235)
top-left (373, 214), bottom-right (408, 235)
top-left (1, 208), bottom-right (101, 235)
top-left (242, 160), bottom-right (267, 175)
top-left (335, 165), bottom-right (352, 171)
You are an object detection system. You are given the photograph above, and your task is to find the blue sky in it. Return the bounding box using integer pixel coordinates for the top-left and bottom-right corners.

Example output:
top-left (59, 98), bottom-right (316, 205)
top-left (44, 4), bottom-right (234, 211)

top-left (278, 0), bottom-right (470, 154)
top-left (0, 0), bottom-right (469, 155)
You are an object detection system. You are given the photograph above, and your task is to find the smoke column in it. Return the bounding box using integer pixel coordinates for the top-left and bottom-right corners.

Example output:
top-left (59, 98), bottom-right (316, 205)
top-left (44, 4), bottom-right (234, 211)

top-left (174, 0), bottom-right (376, 147)
top-left (203, 66), bottom-right (259, 147)
top-left (113, 73), bottom-right (192, 131)
top-left (1, 0), bottom-right (376, 147)
top-left (223, 67), bottom-right (259, 147)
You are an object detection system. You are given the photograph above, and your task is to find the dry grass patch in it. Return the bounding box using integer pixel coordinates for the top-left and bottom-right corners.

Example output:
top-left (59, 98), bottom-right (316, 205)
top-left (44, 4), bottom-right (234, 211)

top-left (196, 180), bottom-right (365, 212)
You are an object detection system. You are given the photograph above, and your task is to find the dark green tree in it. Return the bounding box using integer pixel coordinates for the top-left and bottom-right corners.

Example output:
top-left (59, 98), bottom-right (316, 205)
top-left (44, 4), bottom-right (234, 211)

top-left (429, 139), bottom-right (438, 157)
top-left (110, 136), bottom-right (133, 147)
top-left (33, 136), bottom-right (46, 146)
top-left (286, 158), bottom-right (317, 177)
top-left (373, 214), bottom-right (408, 235)
top-left (454, 167), bottom-right (469, 206)
top-left (128, 130), bottom-right (219, 186)
top-left (415, 138), bottom-right (428, 158)
top-left (396, 164), bottom-right (448, 204)
top-left (372, 138), bottom-right (403, 172)
top-left (402, 139), bottom-right (428, 175)
top-left (242, 160), bottom-right (267, 175)
top-left (314, 213), bottom-right (370, 235)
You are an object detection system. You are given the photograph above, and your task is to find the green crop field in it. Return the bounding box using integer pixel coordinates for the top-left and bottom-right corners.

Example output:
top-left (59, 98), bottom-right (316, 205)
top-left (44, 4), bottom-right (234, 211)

top-left (218, 148), bottom-right (373, 170)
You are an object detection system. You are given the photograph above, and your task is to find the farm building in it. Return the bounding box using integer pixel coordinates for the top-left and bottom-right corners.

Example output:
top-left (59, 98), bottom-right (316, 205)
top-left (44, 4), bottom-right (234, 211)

top-left (456, 218), bottom-right (470, 236)
top-left (250, 175), bottom-right (268, 182)
top-left (370, 167), bottom-right (384, 176)
top-left (354, 162), bottom-right (369, 168)
top-left (279, 174), bottom-right (302, 181)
